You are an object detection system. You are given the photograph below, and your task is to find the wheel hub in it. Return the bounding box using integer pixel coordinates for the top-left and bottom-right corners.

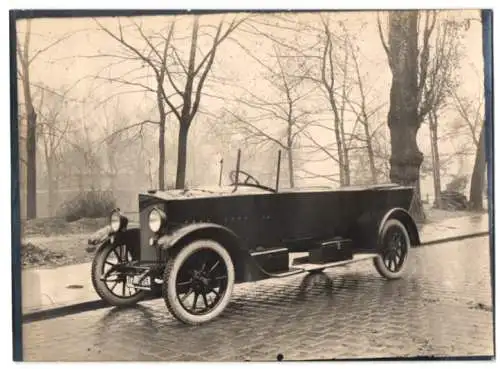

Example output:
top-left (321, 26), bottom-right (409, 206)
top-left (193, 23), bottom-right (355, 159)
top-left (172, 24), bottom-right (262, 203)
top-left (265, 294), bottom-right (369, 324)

top-left (193, 270), bottom-right (211, 285)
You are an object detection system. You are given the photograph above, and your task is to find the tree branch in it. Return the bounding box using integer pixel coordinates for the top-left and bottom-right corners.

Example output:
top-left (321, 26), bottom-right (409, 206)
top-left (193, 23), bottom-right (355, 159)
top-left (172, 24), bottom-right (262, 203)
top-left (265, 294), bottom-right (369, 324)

top-left (377, 12), bottom-right (393, 71)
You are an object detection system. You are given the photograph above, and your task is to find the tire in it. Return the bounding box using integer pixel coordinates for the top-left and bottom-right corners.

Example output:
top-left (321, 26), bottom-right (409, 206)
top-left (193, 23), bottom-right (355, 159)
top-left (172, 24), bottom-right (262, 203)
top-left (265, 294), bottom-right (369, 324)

top-left (373, 219), bottom-right (411, 280)
top-left (91, 241), bottom-right (147, 307)
top-left (163, 239), bottom-right (235, 325)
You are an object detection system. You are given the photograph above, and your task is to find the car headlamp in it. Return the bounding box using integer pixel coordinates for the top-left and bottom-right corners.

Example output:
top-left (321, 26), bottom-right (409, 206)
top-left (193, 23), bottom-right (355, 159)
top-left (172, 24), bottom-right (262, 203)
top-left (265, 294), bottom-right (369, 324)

top-left (110, 209), bottom-right (127, 232)
top-left (148, 208), bottom-right (166, 233)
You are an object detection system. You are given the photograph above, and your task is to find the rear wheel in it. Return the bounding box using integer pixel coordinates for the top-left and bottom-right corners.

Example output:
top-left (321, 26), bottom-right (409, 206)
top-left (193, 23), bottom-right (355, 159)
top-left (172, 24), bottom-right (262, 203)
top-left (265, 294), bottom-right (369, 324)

top-left (91, 241), bottom-right (147, 306)
top-left (163, 239), bottom-right (235, 325)
top-left (373, 219), bottom-right (411, 280)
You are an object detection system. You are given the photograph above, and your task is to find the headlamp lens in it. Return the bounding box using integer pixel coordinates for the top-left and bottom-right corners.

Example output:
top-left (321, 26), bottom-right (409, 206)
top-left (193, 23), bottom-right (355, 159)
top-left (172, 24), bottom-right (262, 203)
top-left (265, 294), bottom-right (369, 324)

top-left (149, 209), bottom-right (164, 233)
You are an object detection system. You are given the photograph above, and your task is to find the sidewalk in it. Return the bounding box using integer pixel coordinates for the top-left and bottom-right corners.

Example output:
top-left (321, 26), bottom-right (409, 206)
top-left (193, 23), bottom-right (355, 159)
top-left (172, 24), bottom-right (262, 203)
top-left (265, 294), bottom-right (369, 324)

top-left (21, 213), bottom-right (491, 316)
top-left (22, 262), bottom-right (98, 315)
top-left (418, 213), bottom-right (490, 245)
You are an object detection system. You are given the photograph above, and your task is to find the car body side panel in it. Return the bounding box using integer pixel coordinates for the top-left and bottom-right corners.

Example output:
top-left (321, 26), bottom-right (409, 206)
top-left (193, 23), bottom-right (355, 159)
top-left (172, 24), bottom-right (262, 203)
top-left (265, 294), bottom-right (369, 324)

top-left (144, 186), bottom-right (414, 252)
top-left (163, 193), bottom-right (281, 250)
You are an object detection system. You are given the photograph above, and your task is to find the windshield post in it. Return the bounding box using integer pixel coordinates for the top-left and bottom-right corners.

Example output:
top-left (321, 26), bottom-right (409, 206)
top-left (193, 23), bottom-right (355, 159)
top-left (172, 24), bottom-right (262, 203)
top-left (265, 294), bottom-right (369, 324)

top-left (234, 149), bottom-right (241, 192)
top-left (218, 158), bottom-right (224, 186)
top-left (275, 150), bottom-right (281, 193)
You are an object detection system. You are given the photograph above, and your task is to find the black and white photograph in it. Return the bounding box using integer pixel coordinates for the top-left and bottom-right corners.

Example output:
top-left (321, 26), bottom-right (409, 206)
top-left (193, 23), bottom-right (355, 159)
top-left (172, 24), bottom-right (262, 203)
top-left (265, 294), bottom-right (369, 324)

top-left (11, 8), bottom-right (494, 361)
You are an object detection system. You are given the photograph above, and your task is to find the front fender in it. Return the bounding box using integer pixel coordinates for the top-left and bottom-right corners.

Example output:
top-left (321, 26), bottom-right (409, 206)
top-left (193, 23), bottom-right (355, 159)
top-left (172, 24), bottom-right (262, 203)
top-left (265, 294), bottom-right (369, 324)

top-left (157, 222), bottom-right (241, 250)
top-left (88, 225), bottom-right (113, 246)
top-left (157, 223), bottom-right (258, 283)
top-left (87, 225), bottom-right (141, 259)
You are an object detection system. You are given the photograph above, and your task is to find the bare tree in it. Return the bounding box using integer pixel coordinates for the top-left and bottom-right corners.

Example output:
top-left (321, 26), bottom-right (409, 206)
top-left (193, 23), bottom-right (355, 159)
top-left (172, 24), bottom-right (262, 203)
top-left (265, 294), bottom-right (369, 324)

top-left (234, 15), bottom-right (356, 186)
top-left (93, 18), bottom-right (176, 190)
top-left (345, 37), bottom-right (388, 184)
top-left (451, 64), bottom-right (486, 210)
top-left (36, 87), bottom-right (72, 216)
top-left (95, 15), bottom-right (244, 189)
top-left (276, 17), bottom-right (357, 186)
top-left (451, 90), bottom-right (483, 148)
top-left (378, 10), bottom-right (438, 221)
top-left (169, 16), bottom-right (245, 189)
top-left (16, 20), bottom-right (77, 219)
top-left (469, 123), bottom-right (486, 210)
top-left (228, 47), bottom-right (313, 188)
top-left (420, 16), bottom-right (464, 208)
top-left (315, 17), bottom-right (352, 186)
top-left (451, 87), bottom-right (485, 210)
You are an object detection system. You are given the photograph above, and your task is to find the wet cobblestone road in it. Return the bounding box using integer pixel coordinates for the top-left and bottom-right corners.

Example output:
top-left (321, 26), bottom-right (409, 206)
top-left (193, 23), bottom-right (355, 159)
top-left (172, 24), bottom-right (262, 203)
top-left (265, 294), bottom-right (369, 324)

top-left (22, 236), bottom-right (494, 361)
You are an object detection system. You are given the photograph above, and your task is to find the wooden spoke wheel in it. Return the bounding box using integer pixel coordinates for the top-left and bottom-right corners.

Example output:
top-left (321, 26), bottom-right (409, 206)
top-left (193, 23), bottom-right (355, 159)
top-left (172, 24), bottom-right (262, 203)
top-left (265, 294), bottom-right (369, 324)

top-left (163, 240), bottom-right (235, 325)
top-left (91, 242), bottom-right (146, 306)
top-left (373, 219), bottom-right (411, 280)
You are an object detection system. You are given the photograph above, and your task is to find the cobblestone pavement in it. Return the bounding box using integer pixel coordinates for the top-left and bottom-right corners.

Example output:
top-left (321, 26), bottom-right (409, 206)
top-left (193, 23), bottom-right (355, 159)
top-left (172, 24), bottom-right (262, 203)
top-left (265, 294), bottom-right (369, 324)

top-left (22, 236), bottom-right (494, 361)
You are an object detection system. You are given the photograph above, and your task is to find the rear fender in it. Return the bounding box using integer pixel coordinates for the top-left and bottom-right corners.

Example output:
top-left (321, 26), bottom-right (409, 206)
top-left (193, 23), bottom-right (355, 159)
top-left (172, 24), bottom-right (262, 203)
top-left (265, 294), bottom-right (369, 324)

top-left (351, 207), bottom-right (420, 251)
top-left (157, 223), bottom-right (255, 282)
top-left (378, 208), bottom-right (421, 247)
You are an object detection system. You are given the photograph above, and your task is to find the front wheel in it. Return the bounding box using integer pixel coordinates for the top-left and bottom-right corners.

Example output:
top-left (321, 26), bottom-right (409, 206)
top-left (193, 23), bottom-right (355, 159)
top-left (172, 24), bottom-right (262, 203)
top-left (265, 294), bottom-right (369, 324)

top-left (163, 239), bottom-right (235, 325)
top-left (91, 241), bottom-right (147, 306)
top-left (373, 219), bottom-right (411, 280)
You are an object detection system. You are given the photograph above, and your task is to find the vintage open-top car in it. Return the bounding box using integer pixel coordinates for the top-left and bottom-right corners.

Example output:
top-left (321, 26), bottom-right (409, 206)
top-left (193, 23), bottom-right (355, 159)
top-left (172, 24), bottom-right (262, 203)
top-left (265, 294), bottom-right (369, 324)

top-left (88, 150), bottom-right (421, 325)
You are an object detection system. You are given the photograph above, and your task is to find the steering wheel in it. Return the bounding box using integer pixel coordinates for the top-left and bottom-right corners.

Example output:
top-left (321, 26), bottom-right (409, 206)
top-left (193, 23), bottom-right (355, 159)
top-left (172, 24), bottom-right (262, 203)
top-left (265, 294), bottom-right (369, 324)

top-left (229, 170), bottom-right (261, 186)
top-left (228, 170), bottom-right (277, 193)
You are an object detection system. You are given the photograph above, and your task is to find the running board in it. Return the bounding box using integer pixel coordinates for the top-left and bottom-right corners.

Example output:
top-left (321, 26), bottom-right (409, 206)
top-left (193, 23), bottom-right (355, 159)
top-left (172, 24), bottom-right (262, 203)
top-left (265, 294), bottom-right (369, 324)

top-left (256, 253), bottom-right (378, 278)
top-left (299, 253), bottom-right (378, 271)
top-left (257, 266), bottom-right (305, 278)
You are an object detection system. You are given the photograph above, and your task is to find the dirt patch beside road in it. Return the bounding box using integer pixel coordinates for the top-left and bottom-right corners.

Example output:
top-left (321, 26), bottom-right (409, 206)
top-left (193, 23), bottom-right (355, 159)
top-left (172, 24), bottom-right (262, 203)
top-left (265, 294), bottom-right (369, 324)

top-left (20, 217), bottom-right (107, 269)
top-left (22, 217), bottom-right (108, 237)
top-left (21, 234), bottom-right (94, 270)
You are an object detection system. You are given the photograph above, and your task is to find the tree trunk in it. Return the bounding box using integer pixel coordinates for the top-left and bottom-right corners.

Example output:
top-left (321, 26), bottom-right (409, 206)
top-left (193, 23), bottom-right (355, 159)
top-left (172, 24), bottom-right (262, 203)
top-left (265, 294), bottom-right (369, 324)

top-left (340, 36), bottom-right (350, 186)
top-left (353, 47), bottom-right (377, 184)
top-left (158, 121), bottom-right (166, 190)
top-left (46, 158), bottom-right (55, 216)
top-left (469, 123), bottom-right (486, 211)
top-left (387, 11), bottom-right (425, 221)
top-left (47, 176), bottom-right (59, 218)
top-left (26, 104), bottom-right (37, 219)
top-left (21, 59), bottom-right (37, 219)
top-left (287, 147), bottom-right (295, 188)
top-left (333, 117), bottom-right (345, 186)
top-left (286, 122), bottom-right (295, 188)
top-left (363, 122), bottom-right (377, 184)
top-left (340, 125), bottom-right (350, 186)
top-left (157, 88), bottom-right (166, 190)
top-left (78, 170), bottom-right (84, 192)
top-left (19, 21), bottom-right (37, 219)
top-left (429, 110), bottom-right (442, 208)
top-left (175, 123), bottom-right (189, 189)
top-left (360, 106), bottom-right (376, 184)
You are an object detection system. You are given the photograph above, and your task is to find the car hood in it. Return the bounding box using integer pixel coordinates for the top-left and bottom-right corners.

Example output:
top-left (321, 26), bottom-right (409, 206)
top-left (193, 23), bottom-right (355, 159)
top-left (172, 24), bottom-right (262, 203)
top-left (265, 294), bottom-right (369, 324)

top-left (139, 185), bottom-right (272, 201)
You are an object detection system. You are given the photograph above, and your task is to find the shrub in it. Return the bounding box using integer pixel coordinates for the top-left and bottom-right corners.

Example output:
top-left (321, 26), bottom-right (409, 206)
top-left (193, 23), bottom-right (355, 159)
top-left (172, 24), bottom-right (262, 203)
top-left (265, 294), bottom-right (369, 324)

top-left (58, 190), bottom-right (117, 222)
top-left (445, 175), bottom-right (468, 193)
